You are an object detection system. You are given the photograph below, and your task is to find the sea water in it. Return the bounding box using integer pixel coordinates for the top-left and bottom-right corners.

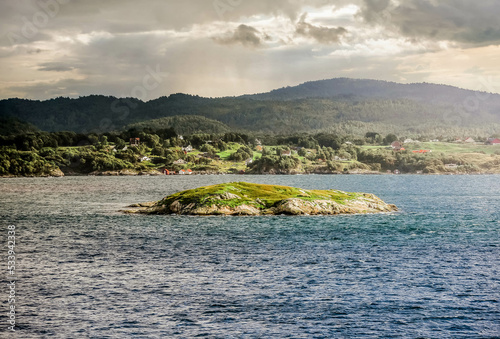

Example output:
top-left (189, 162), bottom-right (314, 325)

top-left (0, 175), bottom-right (498, 338)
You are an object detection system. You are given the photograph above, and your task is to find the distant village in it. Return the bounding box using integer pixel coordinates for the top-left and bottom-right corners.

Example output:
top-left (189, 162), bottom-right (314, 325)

top-left (123, 135), bottom-right (500, 176)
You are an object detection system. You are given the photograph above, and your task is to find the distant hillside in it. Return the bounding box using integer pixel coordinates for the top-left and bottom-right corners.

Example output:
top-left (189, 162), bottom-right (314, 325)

top-left (0, 117), bottom-right (39, 136)
top-left (246, 78), bottom-right (500, 105)
top-left (126, 115), bottom-right (231, 135)
top-left (1, 78), bottom-right (500, 136)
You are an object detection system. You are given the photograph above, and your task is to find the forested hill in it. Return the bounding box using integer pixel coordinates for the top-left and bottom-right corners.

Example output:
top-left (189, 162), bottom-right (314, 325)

top-left (1, 79), bottom-right (500, 136)
top-left (246, 78), bottom-right (500, 105)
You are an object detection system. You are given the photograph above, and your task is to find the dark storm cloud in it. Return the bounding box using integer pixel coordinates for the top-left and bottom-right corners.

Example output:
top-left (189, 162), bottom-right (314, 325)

top-left (359, 0), bottom-right (500, 45)
top-left (38, 62), bottom-right (74, 72)
top-left (296, 13), bottom-right (347, 44)
top-left (213, 24), bottom-right (263, 47)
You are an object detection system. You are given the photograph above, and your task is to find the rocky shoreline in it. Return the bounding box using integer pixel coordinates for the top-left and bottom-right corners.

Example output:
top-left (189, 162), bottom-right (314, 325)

top-left (122, 182), bottom-right (398, 216)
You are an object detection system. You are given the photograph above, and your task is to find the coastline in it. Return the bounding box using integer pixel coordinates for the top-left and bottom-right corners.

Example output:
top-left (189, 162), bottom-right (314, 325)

top-left (3, 170), bottom-right (499, 178)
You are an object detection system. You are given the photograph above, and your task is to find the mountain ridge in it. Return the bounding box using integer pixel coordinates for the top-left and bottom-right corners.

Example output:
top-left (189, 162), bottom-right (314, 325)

top-left (1, 78), bottom-right (499, 135)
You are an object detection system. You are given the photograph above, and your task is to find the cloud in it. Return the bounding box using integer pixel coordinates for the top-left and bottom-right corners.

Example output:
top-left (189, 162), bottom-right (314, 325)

top-left (38, 62), bottom-right (74, 72)
top-left (296, 13), bottom-right (347, 44)
top-left (213, 24), bottom-right (264, 47)
top-left (358, 0), bottom-right (500, 46)
top-left (1, 0), bottom-right (500, 100)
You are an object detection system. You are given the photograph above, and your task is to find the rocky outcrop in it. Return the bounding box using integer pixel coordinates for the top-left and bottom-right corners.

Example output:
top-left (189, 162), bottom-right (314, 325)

top-left (122, 182), bottom-right (397, 216)
top-left (49, 168), bottom-right (65, 177)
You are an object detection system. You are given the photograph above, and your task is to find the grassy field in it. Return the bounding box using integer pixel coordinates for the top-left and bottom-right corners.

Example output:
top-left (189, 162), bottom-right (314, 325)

top-left (216, 142), bottom-right (241, 160)
top-left (361, 142), bottom-right (500, 155)
top-left (158, 182), bottom-right (357, 208)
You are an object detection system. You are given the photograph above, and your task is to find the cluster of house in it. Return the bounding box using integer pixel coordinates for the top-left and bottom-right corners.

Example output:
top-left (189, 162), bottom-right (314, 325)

top-left (163, 169), bottom-right (192, 175)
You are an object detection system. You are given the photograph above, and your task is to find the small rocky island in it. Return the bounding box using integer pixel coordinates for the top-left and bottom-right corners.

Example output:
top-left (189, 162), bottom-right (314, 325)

top-left (123, 182), bottom-right (397, 216)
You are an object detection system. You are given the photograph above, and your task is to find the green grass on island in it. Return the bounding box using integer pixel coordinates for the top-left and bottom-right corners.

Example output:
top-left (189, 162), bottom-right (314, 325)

top-left (158, 182), bottom-right (358, 209)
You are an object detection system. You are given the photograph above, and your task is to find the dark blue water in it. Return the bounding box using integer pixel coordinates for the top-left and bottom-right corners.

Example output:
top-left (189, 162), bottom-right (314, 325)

top-left (1, 175), bottom-right (499, 338)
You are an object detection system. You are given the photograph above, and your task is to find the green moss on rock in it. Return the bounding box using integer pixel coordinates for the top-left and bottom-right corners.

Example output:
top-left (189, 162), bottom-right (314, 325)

top-left (123, 182), bottom-right (397, 216)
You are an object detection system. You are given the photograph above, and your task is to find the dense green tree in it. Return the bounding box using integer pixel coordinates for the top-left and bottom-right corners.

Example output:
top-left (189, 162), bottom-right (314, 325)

top-left (383, 134), bottom-right (398, 145)
top-left (229, 146), bottom-right (253, 161)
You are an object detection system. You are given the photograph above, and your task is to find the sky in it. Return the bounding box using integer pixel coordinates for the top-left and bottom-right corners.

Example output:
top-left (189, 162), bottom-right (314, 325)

top-left (1, 0), bottom-right (500, 100)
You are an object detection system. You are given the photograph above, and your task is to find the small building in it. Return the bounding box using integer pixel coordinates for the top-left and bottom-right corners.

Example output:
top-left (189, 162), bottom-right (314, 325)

top-left (256, 145), bottom-right (263, 151)
top-left (130, 138), bottom-right (140, 146)
top-left (393, 169), bottom-right (401, 174)
top-left (173, 159), bottom-right (187, 165)
top-left (140, 156), bottom-right (151, 162)
top-left (404, 138), bottom-right (416, 144)
top-left (464, 137), bottom-right (475, 143)
top-left (182, 145), bottom-right (193, 152)
top-left (391, 141), bottom-right (402, 150)
top-left (281, 150), bottom-right (292, 157)
top-left (486, 138), bottom-right (500, 145)
top-left (445, 164), bottom-right (458, 168)
top-left (245, 158), bottom-right (253, 166)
